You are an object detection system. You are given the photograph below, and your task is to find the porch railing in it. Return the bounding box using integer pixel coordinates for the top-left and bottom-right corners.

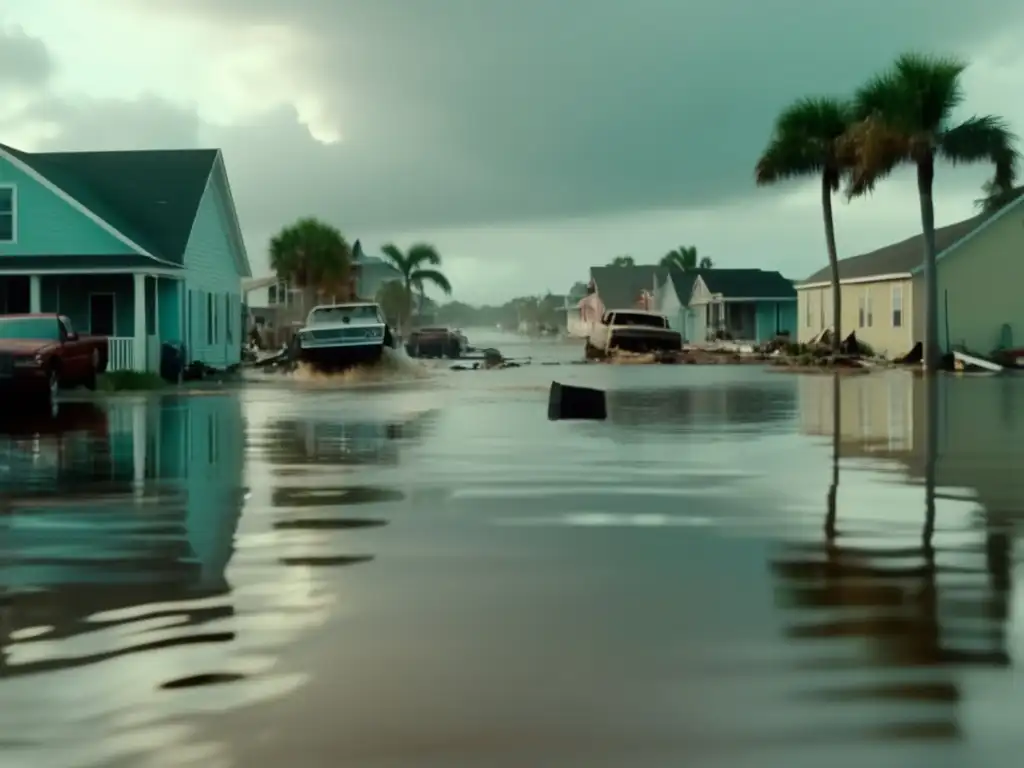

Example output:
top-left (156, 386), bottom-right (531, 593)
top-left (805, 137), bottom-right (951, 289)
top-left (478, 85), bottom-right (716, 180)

top-left (107, 337), bottom-right (135, 372)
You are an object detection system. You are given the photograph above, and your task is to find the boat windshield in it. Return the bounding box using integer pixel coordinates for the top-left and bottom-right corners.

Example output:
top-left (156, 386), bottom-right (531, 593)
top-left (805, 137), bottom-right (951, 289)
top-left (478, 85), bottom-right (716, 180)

top-left (310, 305), bottom-right (381, 324)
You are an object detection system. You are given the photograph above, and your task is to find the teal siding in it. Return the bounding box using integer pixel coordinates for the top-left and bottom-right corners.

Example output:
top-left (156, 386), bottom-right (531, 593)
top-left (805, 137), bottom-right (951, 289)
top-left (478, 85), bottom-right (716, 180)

top-left (0, 157), bottom-right (137, 256)
top-left (41, 274), bottom-right (135, 335)
top-left (182, 169), bottom-right (243, 367)
top-left (753, 300), bottom-right (798, 341)
top-left (157, 277), bottom-right (182, 343)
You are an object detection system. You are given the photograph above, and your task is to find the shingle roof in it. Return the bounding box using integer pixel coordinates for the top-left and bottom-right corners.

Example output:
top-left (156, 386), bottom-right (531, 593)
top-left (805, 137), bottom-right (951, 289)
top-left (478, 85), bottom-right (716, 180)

top-left (0, 143), bottom-right (218, 265)
top-left (664, 267), bottom-right (704, 305)
top-left (589, 265), bottom-right (660, 308)
top-left (800, 187), bottom-right (1024, 285)
top-left (699, 268), bottom-right (796, 299)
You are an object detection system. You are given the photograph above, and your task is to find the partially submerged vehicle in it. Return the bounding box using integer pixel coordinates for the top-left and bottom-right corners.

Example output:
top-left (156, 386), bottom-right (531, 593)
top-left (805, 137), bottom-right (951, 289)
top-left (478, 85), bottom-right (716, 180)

top-left (294, 302), bottom-right (395, 372)
top-left (405, 326), bottom-right (465, 359)
top-left (585, 309), bottom-right (682, 359)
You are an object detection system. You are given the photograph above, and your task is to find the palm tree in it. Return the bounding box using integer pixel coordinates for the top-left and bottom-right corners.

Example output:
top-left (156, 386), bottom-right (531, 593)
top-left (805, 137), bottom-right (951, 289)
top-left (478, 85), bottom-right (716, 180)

top-left (975, 175), bottom-right (1020, 214)
top-left (841, 53), bottom-right (1019, 371)
top-left (756, 97), bottom-right (853, 356)
top-left (268, 217), bottom-right (351, 315)
top-left (608, 255), bottom-right (635, 267)
top-left (375, 280), bottom-right (411, 329)
top-left (379, 243), bottom-right (453, 330)
top-left (660, 245), bottom-right (696, 270)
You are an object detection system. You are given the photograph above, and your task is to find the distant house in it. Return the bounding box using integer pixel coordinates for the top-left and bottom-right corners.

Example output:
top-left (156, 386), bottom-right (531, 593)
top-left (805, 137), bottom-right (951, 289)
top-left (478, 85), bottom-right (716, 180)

top-left (796, 188), bottom-right (1024, 357)
top-left (652, 267), bottom-right (703, 337)
top-left (0, 143), bottom-right (251, 371)
top-left (570, 264), bottom-right (663, 338)
top-left (688, 269), bottom-right (797, 342)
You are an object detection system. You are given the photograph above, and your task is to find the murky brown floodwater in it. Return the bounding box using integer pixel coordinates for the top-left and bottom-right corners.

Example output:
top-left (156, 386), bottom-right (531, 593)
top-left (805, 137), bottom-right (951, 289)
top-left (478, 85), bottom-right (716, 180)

top-left (2, 331), bottom-right (1023, 767)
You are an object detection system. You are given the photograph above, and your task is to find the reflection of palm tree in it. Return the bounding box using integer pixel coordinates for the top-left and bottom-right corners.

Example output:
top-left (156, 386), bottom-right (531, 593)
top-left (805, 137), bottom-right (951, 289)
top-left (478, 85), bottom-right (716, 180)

top-left (771, 373), bottom-right (1011, 742)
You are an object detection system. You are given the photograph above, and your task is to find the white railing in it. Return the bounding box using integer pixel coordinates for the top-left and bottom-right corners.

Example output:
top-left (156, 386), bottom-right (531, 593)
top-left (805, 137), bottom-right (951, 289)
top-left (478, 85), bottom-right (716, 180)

top-left (107, 337), bottom-right (135, 372)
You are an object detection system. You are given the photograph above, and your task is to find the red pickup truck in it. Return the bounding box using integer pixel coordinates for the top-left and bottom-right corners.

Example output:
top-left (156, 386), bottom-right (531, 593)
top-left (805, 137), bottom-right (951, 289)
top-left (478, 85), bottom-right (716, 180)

top-left (0, 314), bottom-right (109, 405)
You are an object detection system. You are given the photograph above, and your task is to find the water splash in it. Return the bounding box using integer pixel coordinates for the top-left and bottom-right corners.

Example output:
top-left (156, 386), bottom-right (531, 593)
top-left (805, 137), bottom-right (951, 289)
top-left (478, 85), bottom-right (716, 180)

top-left (289, 347), bottom-right (432, 387)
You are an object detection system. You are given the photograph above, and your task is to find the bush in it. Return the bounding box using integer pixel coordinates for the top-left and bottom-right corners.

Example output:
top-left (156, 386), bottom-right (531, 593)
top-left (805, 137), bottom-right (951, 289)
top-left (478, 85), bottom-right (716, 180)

top-left (97, 371), bottom-right (167, 392)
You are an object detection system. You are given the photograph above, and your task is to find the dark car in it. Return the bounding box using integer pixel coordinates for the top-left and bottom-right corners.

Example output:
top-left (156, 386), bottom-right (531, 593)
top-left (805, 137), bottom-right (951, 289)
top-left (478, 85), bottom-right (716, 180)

top-left (404, 326), bottom-right (464, 359)
top-left (0, 314), bottom-right (109, 407)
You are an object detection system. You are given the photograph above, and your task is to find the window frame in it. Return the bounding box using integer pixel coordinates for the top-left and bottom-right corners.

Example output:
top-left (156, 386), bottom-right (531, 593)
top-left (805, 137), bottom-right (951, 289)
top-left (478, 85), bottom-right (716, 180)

top-left (891, 284), bottom-right (903, 328)
top-left (0, 184), bottom-right (17, 244)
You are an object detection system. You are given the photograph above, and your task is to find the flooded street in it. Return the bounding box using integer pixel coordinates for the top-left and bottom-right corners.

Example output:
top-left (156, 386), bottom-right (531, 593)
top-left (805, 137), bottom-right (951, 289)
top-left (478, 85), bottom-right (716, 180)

top-left (2, 330), bottom-right (1023, 767)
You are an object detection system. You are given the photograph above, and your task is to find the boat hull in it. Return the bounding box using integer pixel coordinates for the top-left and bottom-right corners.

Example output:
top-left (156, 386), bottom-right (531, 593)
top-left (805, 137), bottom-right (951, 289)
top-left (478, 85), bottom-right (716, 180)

top-left (297, 342), bottom-right (385, 372)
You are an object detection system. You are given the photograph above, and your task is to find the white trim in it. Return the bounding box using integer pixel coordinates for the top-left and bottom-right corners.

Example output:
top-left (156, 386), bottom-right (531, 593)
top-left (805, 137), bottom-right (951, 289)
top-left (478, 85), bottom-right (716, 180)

top-left (0, 182), bottom-right (18, 244)
top-left (797, 273), bottom-right (911, 290)
top-left (88, 291), bottom-right (118, 336)
top-left (215, 151), bottom-right (252, 278)
top-left (0, 266), bottom-right (182, 276)
top-left (922, 191), bottom-right (1024, 273)
top-left (0, 146), bottom-right (185, 267)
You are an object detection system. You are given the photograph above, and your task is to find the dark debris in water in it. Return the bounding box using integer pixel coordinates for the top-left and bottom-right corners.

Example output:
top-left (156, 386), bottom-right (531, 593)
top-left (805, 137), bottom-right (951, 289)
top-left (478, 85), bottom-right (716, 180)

top-left (161, 672), bottom-right (246, 690)
top-left (278, 554), bottom-right (375, 567)
top-left (271, 486), bottom-right (405, 507)
top-left (273, 517), bottom-right (388, 530)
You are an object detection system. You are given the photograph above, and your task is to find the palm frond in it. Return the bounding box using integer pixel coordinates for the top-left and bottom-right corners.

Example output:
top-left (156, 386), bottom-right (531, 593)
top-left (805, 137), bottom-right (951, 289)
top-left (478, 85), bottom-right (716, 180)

top-left (379, 243), bottom-right (411, 278)
top-left (840, 116), bottom-right (909, 199)
top-left (853, 53), bottom-right (966, 134)
top-left (755, 136), bottom-right (821, 185)
top-left (406, 243), bottom-right (442, 270)
top-left (410, 268), bottom-right (452, 296)
top-left (756, 97), bottom-right (851, 186)
top-left (940, 116), bottom-right (1019, 184)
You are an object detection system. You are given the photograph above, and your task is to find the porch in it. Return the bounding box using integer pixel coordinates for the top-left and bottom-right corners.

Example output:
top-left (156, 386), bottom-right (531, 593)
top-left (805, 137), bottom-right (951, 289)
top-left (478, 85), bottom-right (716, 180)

top-left (692, 299), bottom-right (796, 343)
top-left (0, 272), bottom-right (183, 372)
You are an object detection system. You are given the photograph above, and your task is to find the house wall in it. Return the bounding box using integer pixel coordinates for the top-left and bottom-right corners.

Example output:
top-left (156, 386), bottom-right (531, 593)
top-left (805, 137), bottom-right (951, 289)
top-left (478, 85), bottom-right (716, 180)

top-left (654, 277), bottom-right (685, 333)
top-left (0, 156), bottom-right (137, 257)
top-left (182, 168), bottom-right (246, 368)
top-left (935, 205), bottom-right (1024, 353)
top-left (753, 301), bottom-right (797, 341)
top-left (245, 285), bottom-right (270, 307)
top-left (796, 277), bottom-right (916, 357)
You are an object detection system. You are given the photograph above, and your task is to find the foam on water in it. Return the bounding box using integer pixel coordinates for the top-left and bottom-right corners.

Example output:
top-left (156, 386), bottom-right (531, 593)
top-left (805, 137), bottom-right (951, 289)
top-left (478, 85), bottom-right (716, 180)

top-left (287, 347), bottom-right (432, 388)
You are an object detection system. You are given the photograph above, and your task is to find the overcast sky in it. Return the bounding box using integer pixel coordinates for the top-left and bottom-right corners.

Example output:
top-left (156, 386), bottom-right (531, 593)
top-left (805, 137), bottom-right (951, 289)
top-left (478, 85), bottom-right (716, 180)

top-left (1, 1), bottom-right (1022, 303)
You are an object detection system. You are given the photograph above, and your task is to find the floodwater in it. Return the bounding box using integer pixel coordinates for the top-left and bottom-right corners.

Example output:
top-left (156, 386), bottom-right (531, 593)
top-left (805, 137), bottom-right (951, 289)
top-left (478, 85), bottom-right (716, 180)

top-left (2, 329), bottom-right (1023, 767)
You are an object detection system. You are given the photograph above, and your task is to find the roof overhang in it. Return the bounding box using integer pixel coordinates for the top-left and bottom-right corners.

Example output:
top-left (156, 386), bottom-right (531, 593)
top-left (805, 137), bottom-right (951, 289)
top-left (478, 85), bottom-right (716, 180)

top-left (797, 273), bottom-right (912, 290)
top-left (212, 151), bottom-right (252, 278)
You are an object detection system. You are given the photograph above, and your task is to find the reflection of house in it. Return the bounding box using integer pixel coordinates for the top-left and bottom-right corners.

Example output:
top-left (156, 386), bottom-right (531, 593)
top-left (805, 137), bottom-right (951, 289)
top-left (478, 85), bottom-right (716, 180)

top-left (0, 395), bottom-right (245, 601)
top-left (796, 188), bottom-right (1024, 357)
top-left (0, 144), bottom-right (251, 372)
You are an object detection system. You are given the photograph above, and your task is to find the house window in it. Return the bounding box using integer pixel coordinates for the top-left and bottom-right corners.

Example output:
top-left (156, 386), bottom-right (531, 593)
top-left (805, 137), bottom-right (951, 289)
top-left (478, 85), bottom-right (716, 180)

top-left (805, 293), bottom-right (813, 327)
top-left (206, 292), bottom-right (214, 344)
top-left (268, 284), bottom-right (277, 305)
top-left (892, 284), bottom-right (903, 327)
top-left (819, 290), bottom-right (826, 329)
top-left (866, 291), bottom-right (873, 327)
top-left (0, 185), bottom-right (16, 243)
top-left (225, 293), bottom-right (233, 342)
top-left (858, 294), bottom-right (866, 328)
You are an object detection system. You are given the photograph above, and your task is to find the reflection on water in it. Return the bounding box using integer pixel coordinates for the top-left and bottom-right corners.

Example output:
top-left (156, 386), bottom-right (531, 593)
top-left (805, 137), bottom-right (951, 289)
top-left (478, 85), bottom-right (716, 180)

top-left (2, 368), bottom-right (1024, 766)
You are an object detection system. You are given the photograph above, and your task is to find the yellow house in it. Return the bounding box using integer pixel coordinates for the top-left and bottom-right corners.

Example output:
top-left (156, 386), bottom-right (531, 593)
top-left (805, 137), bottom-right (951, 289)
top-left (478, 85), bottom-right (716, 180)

top-left (796, 190), bottom-right (1024, 357)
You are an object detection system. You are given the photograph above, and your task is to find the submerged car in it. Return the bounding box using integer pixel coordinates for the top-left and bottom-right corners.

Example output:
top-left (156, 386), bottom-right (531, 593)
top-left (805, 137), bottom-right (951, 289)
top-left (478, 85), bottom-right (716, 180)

top-left (294, 302), bottom-right (396, 372)
top-left (585, 309), bottom-right (682, 358)
top-left (405, 326), bottom-right (465, 359)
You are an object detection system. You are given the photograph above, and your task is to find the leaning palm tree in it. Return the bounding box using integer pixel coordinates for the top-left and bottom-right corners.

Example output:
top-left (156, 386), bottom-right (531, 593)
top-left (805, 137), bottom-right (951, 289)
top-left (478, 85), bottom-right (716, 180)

top-left (841, 53), bottom-right (1019, 371)
top-left (379, 243), bottom-right (453, 330)
top-left (974, 174), bottom-right (1020, 214)
top-left (268, 217), bottom-right (351, 316)
top-left (756, 97), bottom-right (853, 356)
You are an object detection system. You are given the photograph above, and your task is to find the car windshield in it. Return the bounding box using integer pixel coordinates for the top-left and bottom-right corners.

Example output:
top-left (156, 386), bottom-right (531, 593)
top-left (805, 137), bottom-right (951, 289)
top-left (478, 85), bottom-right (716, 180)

top-left (612, 312), bottom-right (667, 328)
top-left (0, 317), bottom-right (60, 340)
top-left (310, 305), bottom-right (380, 324)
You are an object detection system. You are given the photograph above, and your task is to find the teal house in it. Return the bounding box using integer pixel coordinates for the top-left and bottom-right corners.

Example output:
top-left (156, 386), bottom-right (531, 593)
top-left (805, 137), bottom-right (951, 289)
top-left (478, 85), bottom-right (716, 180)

top-left (0, 144), bottom-right (251, 371)
top-left (653, 267), bottom-right (797, 343)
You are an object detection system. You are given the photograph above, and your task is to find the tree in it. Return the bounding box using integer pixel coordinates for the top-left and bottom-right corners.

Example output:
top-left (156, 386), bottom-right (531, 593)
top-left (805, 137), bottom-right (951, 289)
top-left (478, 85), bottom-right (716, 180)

top-left (975, 177), bottom-right (1020, 214)
top-left (268, 217), bottom-right (351, 314)
top-left (608, 255), bottom-right (635, 267)
top-left (379, 243), bottom-right (453, 331)
top-left (698, 256), bottom-right (713, 269)
top-left (375, 280), bottom-right (411, 328)
top-left (756, 97), bottom-right (853, 356)
top-left (660, 246), bottom-right (713, 271)
top-left (841, 53), bottom-right (1019, 371)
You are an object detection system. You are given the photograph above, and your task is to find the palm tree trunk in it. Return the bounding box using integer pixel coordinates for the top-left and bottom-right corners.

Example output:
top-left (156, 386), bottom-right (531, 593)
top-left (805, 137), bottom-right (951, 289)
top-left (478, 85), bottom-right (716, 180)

top-left (821, 175), bottom-right (841, 356)
top-left (916, 159), bottom-right (939, 373)
top-left (825, 372), bottom-right (840, 539)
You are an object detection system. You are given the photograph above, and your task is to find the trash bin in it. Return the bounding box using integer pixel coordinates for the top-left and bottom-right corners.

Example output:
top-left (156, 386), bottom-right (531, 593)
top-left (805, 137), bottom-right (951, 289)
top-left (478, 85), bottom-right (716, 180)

top-left (160, 341), bottom-right (186, 382)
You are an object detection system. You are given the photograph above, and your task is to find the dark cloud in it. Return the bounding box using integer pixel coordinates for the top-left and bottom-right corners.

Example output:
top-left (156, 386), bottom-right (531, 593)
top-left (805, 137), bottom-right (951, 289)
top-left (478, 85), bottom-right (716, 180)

top-left (104, 0), bottom-right (1024, 233)
top-left (0, 23), bottom-right (52, 88)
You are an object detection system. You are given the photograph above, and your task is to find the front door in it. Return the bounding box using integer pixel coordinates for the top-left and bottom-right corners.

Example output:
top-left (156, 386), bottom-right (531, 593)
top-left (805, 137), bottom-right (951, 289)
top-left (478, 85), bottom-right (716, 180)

top-left (89, 293), bottom-right (115, 335)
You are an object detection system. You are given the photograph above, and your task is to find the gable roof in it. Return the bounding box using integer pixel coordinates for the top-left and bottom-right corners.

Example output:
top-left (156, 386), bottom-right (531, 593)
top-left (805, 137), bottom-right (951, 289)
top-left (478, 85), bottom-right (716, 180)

top-left (589, 264), bottom-right (661, 308)
top-left (664, 266), bottom-right (704, 305)
top-left (800, 187), bottom-right (1024, 286)
top-left (0, 143), bottom-right (219, 267)
top-left (698, 268), bottom-right (796, 299)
